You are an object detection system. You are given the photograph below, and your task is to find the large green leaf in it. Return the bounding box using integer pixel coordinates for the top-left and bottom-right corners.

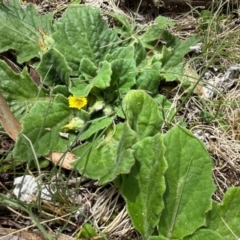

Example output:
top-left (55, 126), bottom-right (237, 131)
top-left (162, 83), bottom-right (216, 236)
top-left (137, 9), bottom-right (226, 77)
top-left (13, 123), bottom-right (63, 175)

top-left (184, 229), bottom-right (223, 240)
top-left (37, 48), bottom-right (72, 86)
top-left (121, 134), bottom-right (167, 239)
top-left (122, 90), bottom-right (163, 140)
top-left (0, 60), bottom-right (48, 119)
top-left (159, 126), bottom-right (215, 239)
top-left (72, 123), bottom-right (137, 185)
top-left (53, 6), bottom-right (119, 74)
top-left (0, 0), bottom-right (53, 63)
top-left (13, 95), bottom-right (73, 160)
top-left (104, 46), bottom-right (134, 62)
top-left (207, 187), bottom-right (240, 240)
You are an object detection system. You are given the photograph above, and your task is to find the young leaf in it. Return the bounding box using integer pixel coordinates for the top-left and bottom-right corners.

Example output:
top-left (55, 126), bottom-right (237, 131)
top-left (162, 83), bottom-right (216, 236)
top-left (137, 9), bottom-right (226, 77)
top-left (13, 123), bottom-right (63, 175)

top-left (13, 95), bottom-right (74, 160)
top-left (159, 126), bottom-right (215, 239)
top-left (184, 229), bottom-right (224, 240)
top-left (122, 90), bottom-right (163, 140)
top-left (121, 134), bottom-right (167, 239)
top-left (77, 223), bottom-right (98, 238)
top-left (207, 187), bottom-right (240, 240)
top-left (0, 60), bottom-right (48, 119)
top-left (72, 123), bottom-right (137, 185)
top-left (0, 0), bottom-right (53, 62)
top-left (53, 6), bottom-right (119, 73)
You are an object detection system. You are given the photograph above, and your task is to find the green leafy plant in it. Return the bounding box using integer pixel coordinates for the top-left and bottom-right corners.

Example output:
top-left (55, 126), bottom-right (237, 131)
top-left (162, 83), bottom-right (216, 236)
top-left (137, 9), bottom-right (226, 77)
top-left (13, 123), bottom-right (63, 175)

top-left (1, 1), bottom-right (240, 239)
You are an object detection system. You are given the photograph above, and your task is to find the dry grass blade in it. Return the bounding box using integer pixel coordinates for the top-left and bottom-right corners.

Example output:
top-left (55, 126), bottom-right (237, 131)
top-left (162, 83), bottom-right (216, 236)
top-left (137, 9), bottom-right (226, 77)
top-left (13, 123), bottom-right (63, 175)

top-left (0, 92), bottom-right (22, 142)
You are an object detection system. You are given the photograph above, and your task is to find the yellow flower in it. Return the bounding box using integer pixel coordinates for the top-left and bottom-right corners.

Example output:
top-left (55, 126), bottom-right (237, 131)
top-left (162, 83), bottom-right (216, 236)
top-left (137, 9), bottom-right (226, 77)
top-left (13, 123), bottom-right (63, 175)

top-left (68, 96), bottom-right (87, 110)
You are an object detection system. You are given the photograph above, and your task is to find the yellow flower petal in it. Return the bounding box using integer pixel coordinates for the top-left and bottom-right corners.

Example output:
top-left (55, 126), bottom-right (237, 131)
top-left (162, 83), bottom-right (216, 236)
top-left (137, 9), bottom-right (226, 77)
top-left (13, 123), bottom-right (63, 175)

top-left (68, 96), bottom-right (87, 110)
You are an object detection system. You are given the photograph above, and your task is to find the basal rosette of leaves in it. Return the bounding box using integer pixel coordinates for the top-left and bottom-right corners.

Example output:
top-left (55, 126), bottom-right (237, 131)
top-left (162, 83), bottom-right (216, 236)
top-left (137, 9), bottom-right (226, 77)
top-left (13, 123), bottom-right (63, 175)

top-left (0, 0), bottom-right (198, 159)
top-left (1, 1), bottom-right (240, 240)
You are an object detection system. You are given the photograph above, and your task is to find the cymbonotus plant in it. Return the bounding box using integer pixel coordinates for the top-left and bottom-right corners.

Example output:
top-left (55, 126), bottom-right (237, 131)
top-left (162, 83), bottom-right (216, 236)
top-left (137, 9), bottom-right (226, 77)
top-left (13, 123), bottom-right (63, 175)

top-left (1, 1), bottom-right (240, 239)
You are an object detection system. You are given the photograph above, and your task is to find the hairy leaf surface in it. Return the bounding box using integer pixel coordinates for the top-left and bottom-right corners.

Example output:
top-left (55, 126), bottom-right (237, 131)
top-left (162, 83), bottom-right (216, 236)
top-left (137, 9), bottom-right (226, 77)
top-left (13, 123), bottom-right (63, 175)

top-left (207, 187), bottom-right (240, 240)
top-left (72, 123), bottom-right (137, 185)
top-left (0, 0), bottom-right (53, 62)
top-left (184, 229), bottom-right (223, 240)
top-left (123, 90), bottom-right (163, 140)
top-left (0, 60), bottom-right (47, 119)
top-left (159, 126), bottom-right (215, 239)
top-left (53, 6), bottom-right (119, 74)
top-left (13, 95), bottom-right (73, 160)
top-left (122, 134), bottom-right (167, 239)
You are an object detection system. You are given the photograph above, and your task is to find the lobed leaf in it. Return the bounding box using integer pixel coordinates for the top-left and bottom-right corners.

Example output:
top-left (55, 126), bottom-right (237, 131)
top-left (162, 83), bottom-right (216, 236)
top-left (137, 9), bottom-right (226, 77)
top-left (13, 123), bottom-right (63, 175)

top-left (70, 61), bottom-right (112, 97)
top-left (70, 80), bottom-right (93, 97)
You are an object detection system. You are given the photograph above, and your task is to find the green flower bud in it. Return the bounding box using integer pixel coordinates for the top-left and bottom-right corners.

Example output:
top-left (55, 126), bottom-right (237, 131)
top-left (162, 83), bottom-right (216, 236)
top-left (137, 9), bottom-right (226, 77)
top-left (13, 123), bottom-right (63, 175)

top-left (61, 117), bottom-right (85, 131)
